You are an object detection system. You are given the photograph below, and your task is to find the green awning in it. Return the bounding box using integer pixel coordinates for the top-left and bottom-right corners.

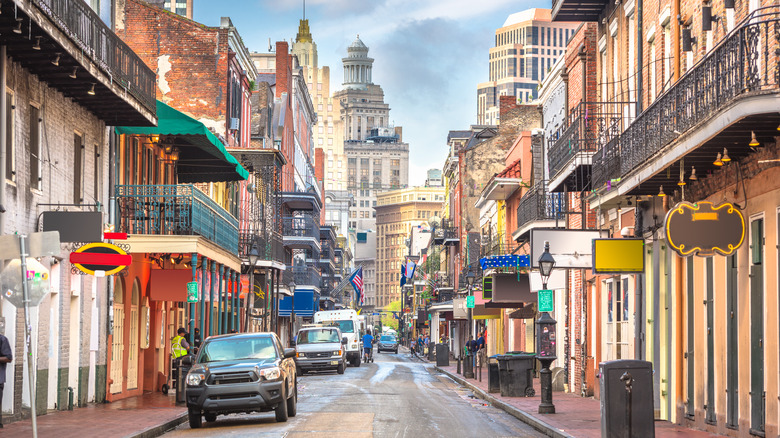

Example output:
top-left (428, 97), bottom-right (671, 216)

top-left (115, 101), bottom-right (249, 182)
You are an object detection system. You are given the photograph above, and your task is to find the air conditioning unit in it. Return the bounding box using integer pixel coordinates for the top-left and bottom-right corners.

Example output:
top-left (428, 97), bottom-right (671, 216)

top-left (229, 117), bottom-right (240, 130)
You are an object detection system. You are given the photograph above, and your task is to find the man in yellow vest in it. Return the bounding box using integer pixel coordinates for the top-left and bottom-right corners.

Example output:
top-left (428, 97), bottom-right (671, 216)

top-left (172, 327), bottom-right (190, 359)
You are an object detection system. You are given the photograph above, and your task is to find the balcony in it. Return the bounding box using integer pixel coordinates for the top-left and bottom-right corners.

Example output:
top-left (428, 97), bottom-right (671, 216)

top-left (552, 0), bottom-right (608, 21)
top-left (547, 102), bottom-right (628, 192)
top-left (512, 182), bottom-right (565, 241)
top-left (282, 214), bottom-right (321, 251)
top-left (116, 184), bottom-right (238, 254)
top-left (433, 219), bottom-right (459, 246)
top-left (239, 230), bottom-right (285, 265)
top-left (481, 234), bottom-right (514, 257)
top-left (592, 7), bottom-right (780, 198)
top-left (283, 265), bottom-right (321, 288)
top-left (6, 0), bottom-right (156, 125)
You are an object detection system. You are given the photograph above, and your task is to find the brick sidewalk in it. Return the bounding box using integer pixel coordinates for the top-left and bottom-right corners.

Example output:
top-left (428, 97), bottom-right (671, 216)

top-left (1, 392), bottom-right (186, 438)
top-left (435, 364), bottom-right (726, 438)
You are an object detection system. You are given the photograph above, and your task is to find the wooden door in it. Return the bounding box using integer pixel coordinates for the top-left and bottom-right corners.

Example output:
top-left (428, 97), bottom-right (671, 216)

top-left (127, 281), bottom-right (140, 390)
top-left (110, 280), bottom-right (124, 394)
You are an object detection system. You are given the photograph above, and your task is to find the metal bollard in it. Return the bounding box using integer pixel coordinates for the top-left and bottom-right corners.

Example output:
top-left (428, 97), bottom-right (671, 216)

top-left (620, 371), bottom-right (633, 438)
top-left (67, 387), bottom-right (74, 411)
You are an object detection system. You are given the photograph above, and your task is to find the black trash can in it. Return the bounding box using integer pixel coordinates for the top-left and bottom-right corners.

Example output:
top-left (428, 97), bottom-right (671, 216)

top-left (496, 353), bottom-right (536, 397)
top-left (600, 360), bottom-right (654, 438)
top-left (487, 355), bottom-right (500, 393)
top-left (436, 343), bottom-right (450, 366)
top-left (428, 343), bottom-right (435, 361)
top-left (175, 356), bottom-right (193, 404)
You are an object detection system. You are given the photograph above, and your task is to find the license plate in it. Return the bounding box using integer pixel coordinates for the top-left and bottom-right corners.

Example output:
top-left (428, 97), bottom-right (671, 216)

top-left (330, 361), bottom-right (339, 365)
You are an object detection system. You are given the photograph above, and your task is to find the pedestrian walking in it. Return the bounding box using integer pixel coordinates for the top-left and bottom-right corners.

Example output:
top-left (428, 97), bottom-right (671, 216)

top-left (0, 333), bottom-right (12, 428)
top-left (193, 328), bottom-right (202, 349)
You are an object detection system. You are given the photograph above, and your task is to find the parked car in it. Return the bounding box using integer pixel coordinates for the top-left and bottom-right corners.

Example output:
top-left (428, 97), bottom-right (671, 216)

top-left (294, 326), bottom-right (347, 375)
top-left (184, 332), bottom-right (297, 428)
top-left (377, 334), bottom-right (398, 354)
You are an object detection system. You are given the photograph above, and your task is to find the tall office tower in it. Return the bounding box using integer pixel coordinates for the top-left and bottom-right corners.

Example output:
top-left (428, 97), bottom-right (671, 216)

top-left (334, 36), bottom-right (409, 232)
top-left (477, 8), bottom-right (579, 125)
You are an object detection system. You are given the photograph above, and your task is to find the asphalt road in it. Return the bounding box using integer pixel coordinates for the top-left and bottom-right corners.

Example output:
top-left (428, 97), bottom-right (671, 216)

top-left (163, 350), bottom-right (545, 437)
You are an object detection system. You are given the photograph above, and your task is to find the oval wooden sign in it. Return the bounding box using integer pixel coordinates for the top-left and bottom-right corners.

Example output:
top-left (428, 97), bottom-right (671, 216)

top-left (665, 201), bottom-right (745, 257)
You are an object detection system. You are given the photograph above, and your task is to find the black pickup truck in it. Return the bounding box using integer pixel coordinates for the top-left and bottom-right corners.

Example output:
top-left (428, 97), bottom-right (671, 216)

top-left (184, 332), bottom-right (298, 428)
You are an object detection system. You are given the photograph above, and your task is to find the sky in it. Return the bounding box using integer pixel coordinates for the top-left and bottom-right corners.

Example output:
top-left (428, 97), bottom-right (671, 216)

top-left (195, 0), bottom-right (542, 186)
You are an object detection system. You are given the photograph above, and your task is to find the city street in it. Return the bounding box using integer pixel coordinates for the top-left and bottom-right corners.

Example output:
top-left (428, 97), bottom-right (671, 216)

top-left (162, 351), bottom-right (545, 437)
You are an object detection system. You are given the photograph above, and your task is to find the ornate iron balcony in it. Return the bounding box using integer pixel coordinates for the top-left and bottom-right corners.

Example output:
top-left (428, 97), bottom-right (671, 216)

top-left (548, 101), bottom-right (628, 182)
top-left (116, 185), bottom-right (239, 253)
top-left (516, 182), bottom-right (565, 230)
top-left (283, 265), bottom-right (321, 287)
top-left (282, 214), bottom-right (320, 240)
top-left (239, 230), bottom-right (284, 264)
top-left (32, 0), bottom-right (156, 114)
top-left (596, 8), bottom-right (780, 187)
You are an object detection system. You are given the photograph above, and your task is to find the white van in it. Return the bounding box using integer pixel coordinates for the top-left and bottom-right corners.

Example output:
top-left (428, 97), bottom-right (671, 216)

top-left (314, 309), bottom-right (363, 367)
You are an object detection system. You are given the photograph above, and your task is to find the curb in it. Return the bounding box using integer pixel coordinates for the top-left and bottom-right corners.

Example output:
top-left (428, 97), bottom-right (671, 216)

top-left (435, 366), bottom-right (575, 438)
top-left (127, 412), bottom-right (188, 438)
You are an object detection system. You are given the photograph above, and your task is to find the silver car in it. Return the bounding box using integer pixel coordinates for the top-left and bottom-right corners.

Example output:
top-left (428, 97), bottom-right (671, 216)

top-left (377, 334), bottom-right (398, 354)
top-left (294, 327), bottom-right (347, 375)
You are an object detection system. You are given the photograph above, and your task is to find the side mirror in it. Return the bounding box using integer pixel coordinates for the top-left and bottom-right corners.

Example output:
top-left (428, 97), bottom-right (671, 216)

top-left (180, 355), bottom-right (194, 366)
top-left (341, 337), bottom-right (348, 345)
top-left (283, 348), bottom-right (296, 359)
top-left (290, 339), bottom-right (296, 346)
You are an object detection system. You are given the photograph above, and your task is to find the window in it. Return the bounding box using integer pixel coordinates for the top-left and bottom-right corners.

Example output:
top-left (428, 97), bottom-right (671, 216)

top-left (5, 91), bottom-right (14, 183)
top-left (29, 105), bottom-right (42, 190)
top-left (73, 133), bottom-right (83, 202)
top-left (93, 144), bottom-right (100, 203)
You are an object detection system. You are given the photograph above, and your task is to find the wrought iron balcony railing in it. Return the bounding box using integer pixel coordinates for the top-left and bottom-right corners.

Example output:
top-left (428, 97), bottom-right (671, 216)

top-left (238, 230), bottom-right (284, 264)
top-left (282, 214), bottom-right (320, 240)
top-left (547, 101), bottom-right (628, 180)
top-left (516, 182), bottom-right (565, 230)
top-left (283, 265), bottom-right (321, 287)
top-left (481, 234), bottom-right (513, 257)
top-left (116, 184), bottom-right (239, 253)
top-left (596, 7), bottom-right (780, 186)
top-left (32, 0), bottom-right (156, 114)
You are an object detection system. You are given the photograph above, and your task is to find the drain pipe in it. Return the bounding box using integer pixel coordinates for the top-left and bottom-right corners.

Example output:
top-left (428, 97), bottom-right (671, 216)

top-left (0, 45), bottom-right (7, 234)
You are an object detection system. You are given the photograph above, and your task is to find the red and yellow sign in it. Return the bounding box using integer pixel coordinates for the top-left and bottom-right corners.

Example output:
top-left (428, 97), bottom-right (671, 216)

top-left (70, 242), bottom-right (131, 276)
top-left (665, 201), bottom-right (745, 257)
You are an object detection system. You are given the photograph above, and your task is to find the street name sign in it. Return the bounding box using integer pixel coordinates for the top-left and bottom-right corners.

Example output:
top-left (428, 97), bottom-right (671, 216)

top-left (538, 289), bottom-right (553, 312)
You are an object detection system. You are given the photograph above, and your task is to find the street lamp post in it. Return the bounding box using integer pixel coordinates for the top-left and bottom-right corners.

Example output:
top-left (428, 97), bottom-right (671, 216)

top-left (289, 280), bottom-right (296, 345)
top-left (536, 241), bottom-right (557, 414)
top-left (464, 267), bottom-right (476, 379)
top-left (247, 243), bottom-right (260, 333)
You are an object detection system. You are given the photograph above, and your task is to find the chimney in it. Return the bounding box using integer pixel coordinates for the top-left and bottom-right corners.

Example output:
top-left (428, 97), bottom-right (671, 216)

top-left (275, 41), bottom-right (290, 98)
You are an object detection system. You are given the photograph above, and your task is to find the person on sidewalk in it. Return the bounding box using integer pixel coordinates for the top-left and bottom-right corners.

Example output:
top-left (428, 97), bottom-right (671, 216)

top-left (476, 331), bottom-right (486, 367)
top-left (0, 333), bottom-right (12, 428)
top-left (172, 328), bottom-right (190, 359)
top-left (193, 328), bottom-right (202, 350)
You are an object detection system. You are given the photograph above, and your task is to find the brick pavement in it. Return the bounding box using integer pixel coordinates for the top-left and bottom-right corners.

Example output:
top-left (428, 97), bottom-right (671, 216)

top-left (435, 363), bottom-right (726, 438)
top-left (1, 392), bottom-right (186, 438)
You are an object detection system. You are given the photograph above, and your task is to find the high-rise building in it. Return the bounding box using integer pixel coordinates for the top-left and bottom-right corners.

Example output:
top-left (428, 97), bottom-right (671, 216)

top-left (334, 36), bottom-right (409, 232)
top-left (477, 8), bottom-right (578, 125)
top-left (375, 186), bottom-right (444, 308)
top-left (425, 169), bottom-right (443, 187)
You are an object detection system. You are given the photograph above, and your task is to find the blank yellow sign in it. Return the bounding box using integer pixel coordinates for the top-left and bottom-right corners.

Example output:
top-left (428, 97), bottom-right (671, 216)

top-left (593, 239), bottom-right (644, 273)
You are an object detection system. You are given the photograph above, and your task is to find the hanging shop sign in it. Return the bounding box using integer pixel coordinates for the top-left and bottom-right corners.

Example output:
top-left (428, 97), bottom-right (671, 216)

top-left (665, 201), bottom-right (745, 257)
top-left (69, 242), bottom-right (131, 276)
top-left (592, 238), bottom-right (645, 274)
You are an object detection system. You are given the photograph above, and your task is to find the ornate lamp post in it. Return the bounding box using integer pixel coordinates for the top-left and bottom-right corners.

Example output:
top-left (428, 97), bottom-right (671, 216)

top-left (464, 267), bottom-right (476, 378)
top-left (536, 241), bottom-right (557, 414)
top-left (247, 243), bottom-right (260, 333)
top-left (289, 280), bottom-right (296, 344)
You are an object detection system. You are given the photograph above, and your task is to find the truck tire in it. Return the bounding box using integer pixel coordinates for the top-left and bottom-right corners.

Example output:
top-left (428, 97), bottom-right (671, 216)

top-left (275, 385), bottom-right (289, 422)
top-left (188, 409), bottom-right (202, 429)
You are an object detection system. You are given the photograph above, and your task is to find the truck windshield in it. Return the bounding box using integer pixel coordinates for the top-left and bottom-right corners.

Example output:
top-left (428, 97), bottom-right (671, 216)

top-left (326, 320), bottom-right (354, 333)
top-left (297, 329), bottom-right (340, 344)
top-left (380, 336), bottom-right (395, 342)
top-left (197, 337), bottom-right (277, 363)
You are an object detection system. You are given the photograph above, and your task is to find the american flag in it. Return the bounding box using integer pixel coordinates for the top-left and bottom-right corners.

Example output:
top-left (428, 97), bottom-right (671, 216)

top-left (350, 266), bottom-right (364, 306)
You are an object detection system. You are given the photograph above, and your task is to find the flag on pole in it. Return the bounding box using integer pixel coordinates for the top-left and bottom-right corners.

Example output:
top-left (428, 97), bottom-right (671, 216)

top-left (406, 260), bottom-right (417, 279)
top-left (350, 266), bottom-right (365, 306)
top-left (400, 263), bottom-right (407, 287)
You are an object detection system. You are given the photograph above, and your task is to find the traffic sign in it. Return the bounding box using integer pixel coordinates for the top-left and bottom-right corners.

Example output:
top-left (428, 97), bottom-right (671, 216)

top-left (0, 231), bottom-right (60, 261)
top-left (186, 281), bottom-right (199, 303)
top-left (538, 289), bottom-right (554, 312)
top-left (0, 258), bottom-right (50, 307)
top-left (466, 296), bottom-right (475, 308)
top-left (70, 242), bottom-right (131, 276)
